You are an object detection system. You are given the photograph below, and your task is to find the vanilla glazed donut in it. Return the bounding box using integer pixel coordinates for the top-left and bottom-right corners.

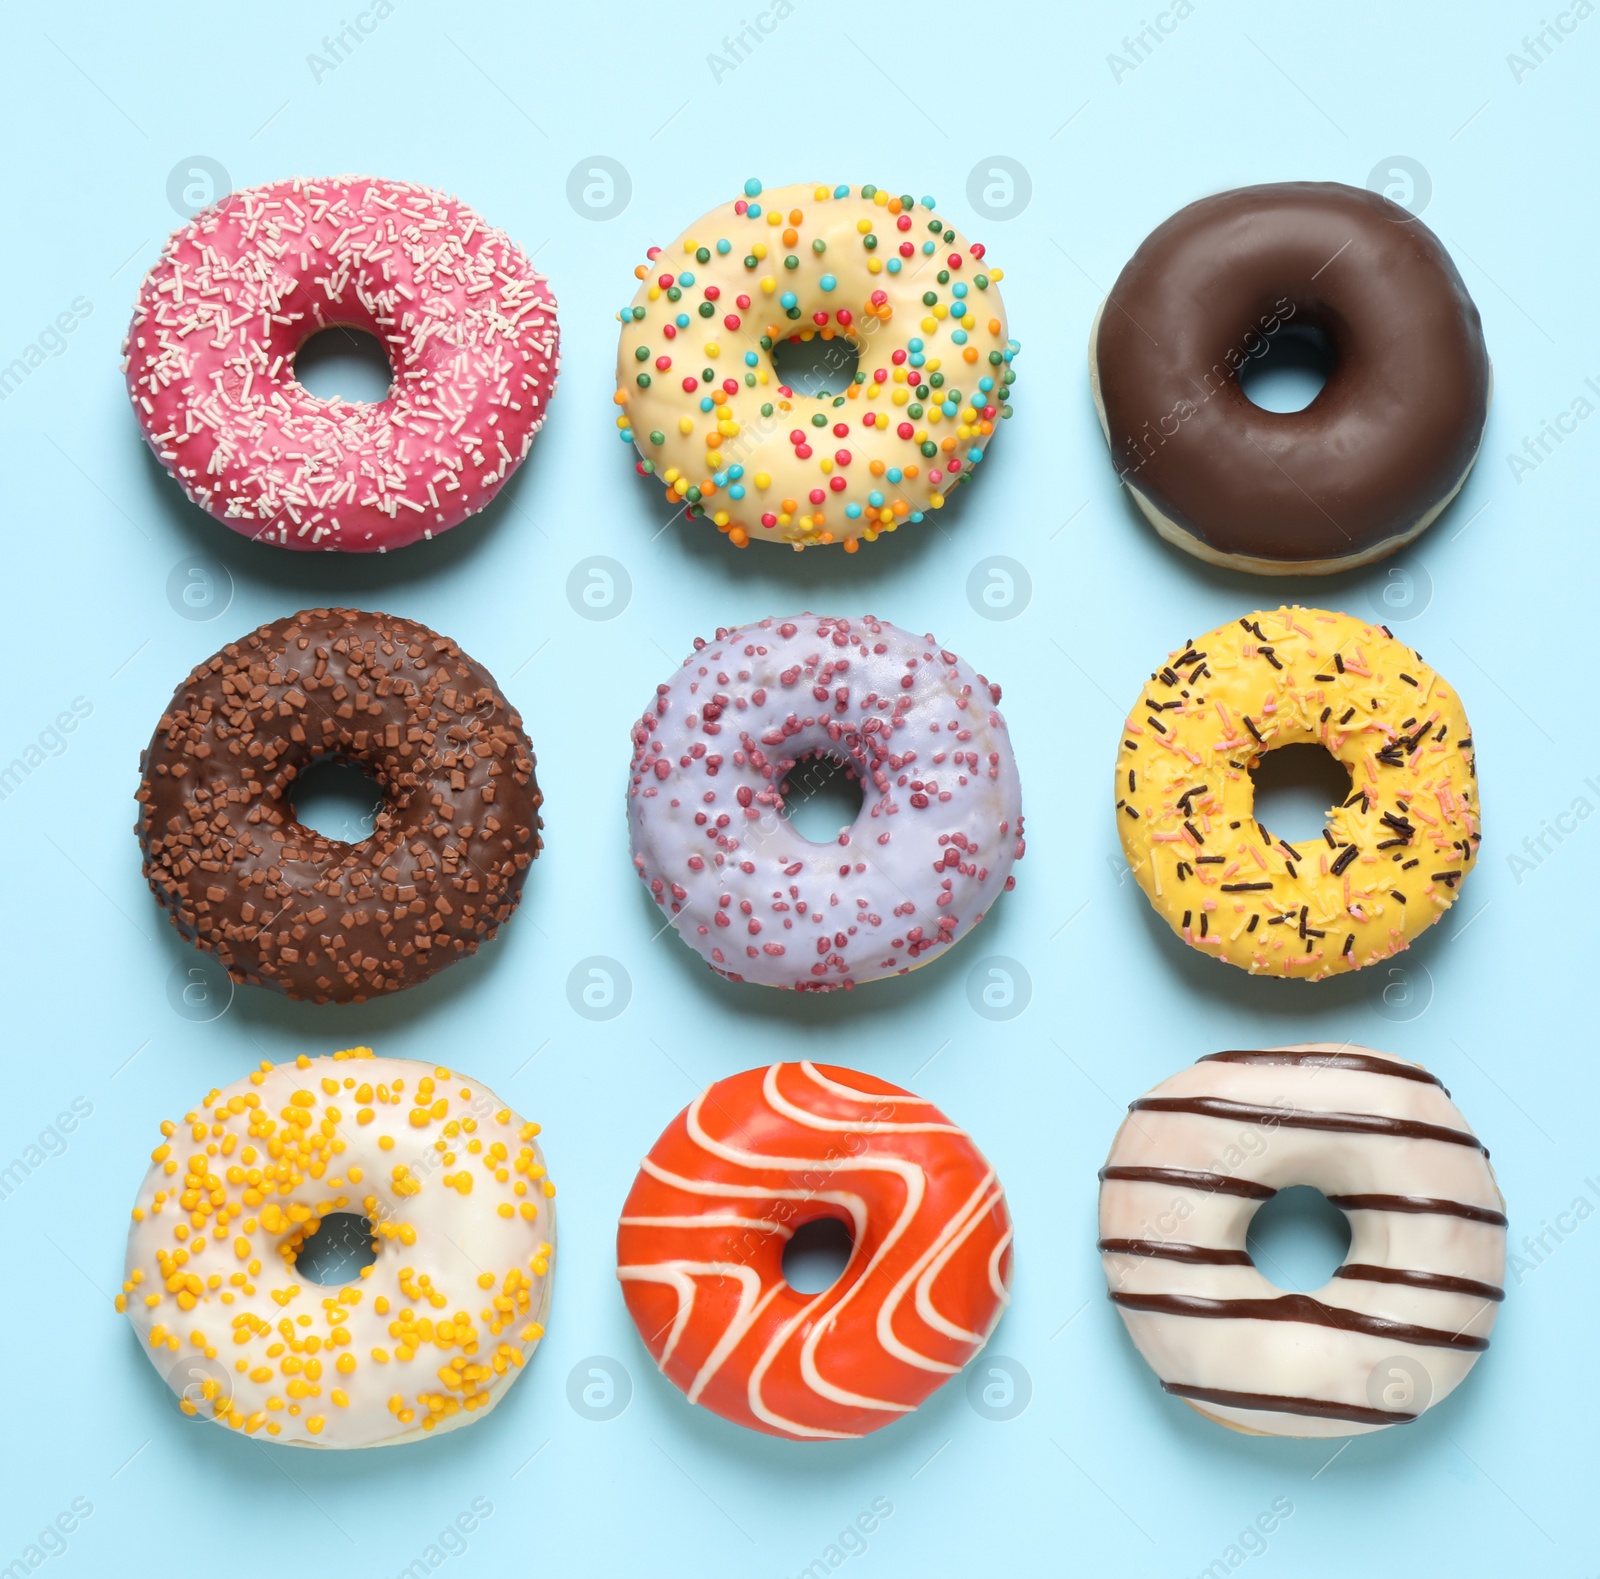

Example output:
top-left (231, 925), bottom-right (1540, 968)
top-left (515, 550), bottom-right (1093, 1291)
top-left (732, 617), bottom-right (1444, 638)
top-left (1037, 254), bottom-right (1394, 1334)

top-left (612, 179), bottom-right (1018, 552)
top-left (1099, 1044), bottom-right (1506, 1437)
top-left (1090, 182), bottom-right (1489, 575)
top-left (118, 1049), bottom-right (555, 1447)
top-left (1115, 607), bottom-right (1479, 979)
top-left (628, 614), bottom-right (1024, 990)
top-left (136, 607), bottom-right (543, 1004)
top-left (125, 176), bottom-right (559, 552)
top-left (617, 1061), bottom-right (1012, 1439)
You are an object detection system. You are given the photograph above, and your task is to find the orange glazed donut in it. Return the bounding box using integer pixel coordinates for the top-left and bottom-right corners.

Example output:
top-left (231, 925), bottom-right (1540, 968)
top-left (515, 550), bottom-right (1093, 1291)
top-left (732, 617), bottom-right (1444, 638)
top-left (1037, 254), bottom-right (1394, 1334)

top-left (616, 1062), bottom-right (1012, 1440)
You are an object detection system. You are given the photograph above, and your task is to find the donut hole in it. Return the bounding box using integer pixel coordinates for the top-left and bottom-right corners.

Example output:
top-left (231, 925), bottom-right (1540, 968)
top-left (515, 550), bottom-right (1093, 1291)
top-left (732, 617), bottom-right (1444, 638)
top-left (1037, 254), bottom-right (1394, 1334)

top-left (290, 757), bottom-right (385, 843)
top-left (294, 1212), bottom-right (378, 1285)
top-left (779, 753), bottom-right (863, 843)
top-left (1238, 322), bottom-right (1334, 413)
top-left (1245, 1186), bottom-right (1352, 1291)
top-left (769, 332), bottom-right (861, 399)
top-left (293, 325), bottom-right (395, 404)
top-left (782, 1217), bottom-right (855, 1293)
top-left (1249, 742), bottom-right (1352, 846)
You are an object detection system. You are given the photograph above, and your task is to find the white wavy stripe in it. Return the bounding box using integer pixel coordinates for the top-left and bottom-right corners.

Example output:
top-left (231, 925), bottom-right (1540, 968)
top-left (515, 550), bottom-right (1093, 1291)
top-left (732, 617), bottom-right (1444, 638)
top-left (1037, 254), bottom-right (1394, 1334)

top-left (633, 1148), bottom-right (887, 1433)
top-left (873, 1172), bottom-right (997, 1373)
top-left (682, 1091), bottom-right (923, 1230)
top-left (765, 1064), bottom-right (959, 1134)
top-left (684, 1088), bottom-right (933, 1435)
top-left (636, 1155), bottom-right (868, 1241)
top-left (799, 1061), bottom-right (938, 1106)
top-left (747, 1305), bottom-right (863, 1440)
top-left (688, 1282), bottom-right (788, 1406)
top-left (619, 1213), bottom-right (796, 1240)
top-left (617, 1262), bottom-right (763, 1367)
top-left (915, 1184), bottom-right (1008, 1343)
top-left (614, 1265), bottom-right (693, 1365)
top-left (797, 1326), bottom-right (918, 1413)
top-left (764, 1140), bottom-right (926, 1424)
top-left (664, 1080), bottom-right (1001, 1438)
top-left (986, 1228), bottom-right (1015, 1307)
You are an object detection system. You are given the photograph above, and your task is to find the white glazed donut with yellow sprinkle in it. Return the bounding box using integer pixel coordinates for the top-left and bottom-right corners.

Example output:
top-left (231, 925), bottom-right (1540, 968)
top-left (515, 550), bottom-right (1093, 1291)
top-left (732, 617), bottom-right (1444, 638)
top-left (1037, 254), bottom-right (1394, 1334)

top-left (613, 178), bottom-right (1019, 552)
top-left (118, 1049), bottom-right (555, 1448)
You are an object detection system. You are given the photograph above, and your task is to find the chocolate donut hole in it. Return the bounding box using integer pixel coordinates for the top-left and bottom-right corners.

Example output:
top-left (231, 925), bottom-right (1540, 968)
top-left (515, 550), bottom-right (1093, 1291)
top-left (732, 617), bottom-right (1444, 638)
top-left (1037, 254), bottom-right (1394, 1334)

top-left (289, 756), bottom-right (385, 844)
top-left (1238, 322), bottom-right (1335, 414)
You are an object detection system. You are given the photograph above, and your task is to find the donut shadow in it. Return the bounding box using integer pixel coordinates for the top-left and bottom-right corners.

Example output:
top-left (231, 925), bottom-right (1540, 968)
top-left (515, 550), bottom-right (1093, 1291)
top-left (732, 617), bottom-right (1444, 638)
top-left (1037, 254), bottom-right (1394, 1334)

top-left (1097, 1289), bottom-right (1497, 1472)
top-left (150, 882), bottom-right (527, 1048)
top-left (1097, 1197), bottom-right (1504, 1471)
top-left (630, 873), bottom-right (1010, 1032)
top-left (119, 1315), bottom-right (554, 1480)
top-left (1120, 877), bottom-right (1458, 1027)
top-left (1104, 461), bottom-right (1465, 617)
top-left (614, 1298), bottom-right (1000, 1482)
top-left (135, 420), bottom-right (547, 606)
top-left (627, 430), bottom-right (999, 601)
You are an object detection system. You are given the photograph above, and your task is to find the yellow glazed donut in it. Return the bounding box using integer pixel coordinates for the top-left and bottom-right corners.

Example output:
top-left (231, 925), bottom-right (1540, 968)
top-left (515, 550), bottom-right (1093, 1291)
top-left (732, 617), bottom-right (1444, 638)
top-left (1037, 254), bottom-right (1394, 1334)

top-left (613, 179), bottom-right (1018, 552)
top-left (1114, 608), bottom-right (1480, 979)
top-left (117, 1048), bottom-right (555, 1447)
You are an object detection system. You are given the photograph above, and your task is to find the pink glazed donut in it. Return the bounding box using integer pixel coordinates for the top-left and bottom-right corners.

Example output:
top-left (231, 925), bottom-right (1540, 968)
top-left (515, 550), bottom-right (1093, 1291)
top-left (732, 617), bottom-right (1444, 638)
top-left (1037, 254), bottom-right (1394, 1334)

top-left (628, 614), bottom-right (1024, 990)
top-left (124, 176), bottom-right (559, 552)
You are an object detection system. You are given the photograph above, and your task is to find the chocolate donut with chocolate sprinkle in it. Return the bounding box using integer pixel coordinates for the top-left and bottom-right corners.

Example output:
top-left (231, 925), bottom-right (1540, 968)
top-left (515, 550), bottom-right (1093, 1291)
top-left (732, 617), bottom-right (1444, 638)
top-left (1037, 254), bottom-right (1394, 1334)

top-left (136, 608), bottom-right (542, 1003)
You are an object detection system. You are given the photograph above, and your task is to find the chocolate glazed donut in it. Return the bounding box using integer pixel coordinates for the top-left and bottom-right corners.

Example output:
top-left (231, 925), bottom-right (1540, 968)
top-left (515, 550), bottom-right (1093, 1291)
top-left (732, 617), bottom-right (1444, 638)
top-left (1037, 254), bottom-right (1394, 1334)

top-left (137, 608), bottom-right (542, 1003)
top-left (1090, 182), bottom-right (1490, 574)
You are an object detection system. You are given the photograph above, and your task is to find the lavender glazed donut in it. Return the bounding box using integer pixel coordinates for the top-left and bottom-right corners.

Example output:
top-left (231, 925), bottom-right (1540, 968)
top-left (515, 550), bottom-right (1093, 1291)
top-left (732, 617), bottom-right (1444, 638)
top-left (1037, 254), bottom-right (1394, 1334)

top-left (628, 614), bottom-right (1024, 990)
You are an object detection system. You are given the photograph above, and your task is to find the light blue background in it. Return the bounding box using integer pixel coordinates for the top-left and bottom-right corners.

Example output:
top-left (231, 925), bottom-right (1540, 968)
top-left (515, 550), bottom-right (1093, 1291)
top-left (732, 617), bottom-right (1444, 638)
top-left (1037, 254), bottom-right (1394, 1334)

top-left (0, 2), bottom-right (1592, 1575)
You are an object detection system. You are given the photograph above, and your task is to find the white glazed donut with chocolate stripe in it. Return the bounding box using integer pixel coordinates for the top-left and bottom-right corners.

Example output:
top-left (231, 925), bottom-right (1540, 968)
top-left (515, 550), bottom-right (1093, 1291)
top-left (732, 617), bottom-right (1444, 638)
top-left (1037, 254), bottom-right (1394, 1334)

top-left (1098, 1043), bottom-right (1505, 1437)
top-left (616, 1062), bottom-right (1012, 1439)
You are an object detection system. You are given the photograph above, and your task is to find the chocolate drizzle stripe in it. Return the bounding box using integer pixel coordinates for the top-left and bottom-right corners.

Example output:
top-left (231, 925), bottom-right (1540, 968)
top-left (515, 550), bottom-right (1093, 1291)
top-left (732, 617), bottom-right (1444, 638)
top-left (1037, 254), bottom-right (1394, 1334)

top-left (1130, 1096), bottom-right (1485, 1152)
top-left (1334, 1264), bottom-right (1505, 1302)
top-left (1327, 1193), bottom-right (1508, 1227)
top-left (1097, 1165), bottom-right (1276, 1201)
top-left (1110, 1290), bottom-right (1489, 1350)
top-left (1198, 1049), bottom-right (1444, 1088)
top-left (1096, 1238), bottom-right (1254, 1267)
top-left (1161, 1381), bottom-right (1417, 1427)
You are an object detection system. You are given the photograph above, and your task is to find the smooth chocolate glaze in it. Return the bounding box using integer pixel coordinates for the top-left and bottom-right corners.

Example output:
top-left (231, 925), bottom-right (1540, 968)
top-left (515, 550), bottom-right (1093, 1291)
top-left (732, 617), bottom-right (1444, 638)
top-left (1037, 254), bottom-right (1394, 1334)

top-left (1096, 181), bottom-right (1490, 564)
top-left (137, 607), bottom-right (543, 1004)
